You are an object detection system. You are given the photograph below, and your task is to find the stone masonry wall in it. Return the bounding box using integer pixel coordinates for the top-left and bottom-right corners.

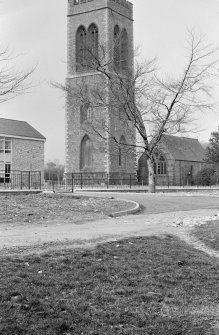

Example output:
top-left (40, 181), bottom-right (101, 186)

top-left (107, 0), bottom-right (136, 174)
top-left (173, 160), bottom-right (205, 186)
top-left (12, 138), bottom-right (45, 183)
top-left (65, 75), bottom-right (109, 173)
top-left (138, 152), bottom-right (205, 186)
top-left (66, 0), bottom-right (136, 175)
top-left (66, 2), bottom-right (109, 173)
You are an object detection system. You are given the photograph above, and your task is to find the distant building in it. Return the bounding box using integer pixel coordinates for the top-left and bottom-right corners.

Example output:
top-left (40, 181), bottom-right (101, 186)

top-left (138, 135), bottom-right (206, 186)
top-left (0, 118), bottom-right (46, 185)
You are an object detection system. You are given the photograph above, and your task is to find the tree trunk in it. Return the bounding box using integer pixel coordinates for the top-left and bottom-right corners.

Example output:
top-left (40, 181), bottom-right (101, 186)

top-left (147, 157), bottom-right (156, 193)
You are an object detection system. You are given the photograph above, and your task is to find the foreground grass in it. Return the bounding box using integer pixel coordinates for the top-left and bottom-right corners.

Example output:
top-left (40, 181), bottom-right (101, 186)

top-left (1, 236), bottom-right (219, 335)
top-left (192, 220), bottom-right (219, 251)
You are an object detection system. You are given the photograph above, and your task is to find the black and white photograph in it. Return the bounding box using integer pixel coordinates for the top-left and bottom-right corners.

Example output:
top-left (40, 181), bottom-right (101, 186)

top-left (1, 0), bottom-right (219, 334)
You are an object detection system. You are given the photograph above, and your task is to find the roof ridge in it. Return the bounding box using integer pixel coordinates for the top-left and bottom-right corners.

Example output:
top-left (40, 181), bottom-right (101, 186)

top-left (0, 118), bottom-right (46, 140)
top-left (0, 117), bottom-right (27, 124)
top-left (163, 134), bottom-right (198, 141)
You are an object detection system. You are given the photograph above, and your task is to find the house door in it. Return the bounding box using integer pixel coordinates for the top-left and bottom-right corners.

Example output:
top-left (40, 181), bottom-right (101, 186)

top-left (5, 163), bottom-right (11, 183)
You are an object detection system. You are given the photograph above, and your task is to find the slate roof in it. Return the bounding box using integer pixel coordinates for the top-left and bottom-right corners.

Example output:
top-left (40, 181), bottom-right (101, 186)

top-left (160, 134), bottom-right (205, 162)
top-left (0, 118), bottom-right (46, 140)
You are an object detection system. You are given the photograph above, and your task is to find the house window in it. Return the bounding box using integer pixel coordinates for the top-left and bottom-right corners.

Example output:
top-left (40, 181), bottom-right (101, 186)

top-left (0, 137), bottom-right (12, 154)
top-left (80, 135), bottom-right (92, 169)
top-left (153, 152), bottom-right (167, 175)
top-left (5, 139), bottom-right (12, 153)
top-left (0, 161), bottom-right (4, 171)
top-left (0, 139), bottom-right (4, 153)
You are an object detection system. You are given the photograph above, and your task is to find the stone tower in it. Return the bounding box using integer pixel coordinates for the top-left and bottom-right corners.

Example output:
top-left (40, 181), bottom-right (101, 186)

top-left (65, 0), bottom-right (136, 179)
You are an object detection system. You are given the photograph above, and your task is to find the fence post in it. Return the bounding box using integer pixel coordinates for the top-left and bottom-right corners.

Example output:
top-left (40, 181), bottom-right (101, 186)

top-left (130, 174), bottom-right (132, 189)
top-left (28, 171), bottom-right (31, 190)
top-left (21, 172), bottom-right (23, 190)
top-left (39, 171), bottom-right (41, 190)
top-left (81, 173), bottom-right (83, 190)
top-left (71, 173), bottom-right (74, 193)
top-left (52, 180), bottom-right (55, 193)
top-left (107, 173), bottom-right (109, 190)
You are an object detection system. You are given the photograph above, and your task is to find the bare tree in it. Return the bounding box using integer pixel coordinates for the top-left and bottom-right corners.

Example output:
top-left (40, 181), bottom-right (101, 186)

top-left (0, 47), bottom-right (35, 104)
top-left (54, 31), bottom-right (218, 193)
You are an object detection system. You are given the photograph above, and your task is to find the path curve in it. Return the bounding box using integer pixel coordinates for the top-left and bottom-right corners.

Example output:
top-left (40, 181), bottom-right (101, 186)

top-left (1, 204), bottom-right (219, 257)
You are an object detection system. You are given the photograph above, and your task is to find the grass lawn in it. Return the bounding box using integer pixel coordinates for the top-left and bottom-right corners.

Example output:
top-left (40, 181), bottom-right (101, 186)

top-left (0, 193), bottom-right (134, 226)
top-left (1, 236), bottom-right (219, 334)
top-left (191, 221), bottom-right (219, 251)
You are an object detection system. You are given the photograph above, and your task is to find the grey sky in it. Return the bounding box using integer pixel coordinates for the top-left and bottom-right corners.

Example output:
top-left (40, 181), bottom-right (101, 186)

top-left (0, 0), bottom-right (219, 163)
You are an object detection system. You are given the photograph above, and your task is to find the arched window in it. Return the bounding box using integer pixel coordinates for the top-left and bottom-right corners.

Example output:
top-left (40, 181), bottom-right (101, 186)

top-left (80, 135), bottom-right (92, 169)
top-left (80, 102), bottom-right (91, 123)
top-left (87, 23), bottom-right (99, 67)
top-left (119, 135), bottom-right (126, 168)
top-left (113, 25), bottom-right (121, 70)
top-left (121, 28), bottom-right (128, 70)
top-left (76, 25), bottom-right (87, 71)
top-left (153, 151), bottom-right (167, 175)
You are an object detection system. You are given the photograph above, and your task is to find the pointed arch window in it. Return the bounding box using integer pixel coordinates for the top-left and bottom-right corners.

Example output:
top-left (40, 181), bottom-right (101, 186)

top-left (76, 25), bottom-right (87, 71)
top-left (80, 102), bottom-right (91, 123)
top-left (119, 135), bottom-right (127, 168)
top-left (80, 135), bottom-right (92, 169)
top-left (87, 23), bottom-right (99, 67)
top-left (113, 25), bottom-right (129, 71)
top-left (113, 25), bottom-right (121, 70)
top-left (153, 151), bottom-right (167, 175)
top-left (121, 28), bottom-right (128, 70)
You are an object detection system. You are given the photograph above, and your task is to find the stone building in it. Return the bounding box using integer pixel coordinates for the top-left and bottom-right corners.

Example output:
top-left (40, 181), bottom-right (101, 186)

top-left (65, 0), bottom-right (136, 180)
top-left (138, 135), bottom-right (206, 186)
top-left (0, 118), bottom-right (45, 185)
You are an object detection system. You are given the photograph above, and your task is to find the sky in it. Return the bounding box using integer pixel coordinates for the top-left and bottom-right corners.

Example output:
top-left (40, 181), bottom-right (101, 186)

top-left (0, 0), bottom-right (219, 163)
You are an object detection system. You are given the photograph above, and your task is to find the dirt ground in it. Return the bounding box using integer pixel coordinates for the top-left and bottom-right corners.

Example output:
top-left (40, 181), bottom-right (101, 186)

top-left (0, 192), bottom-right (135, 228)
top-left (1, 192), bottom-right (219, 258)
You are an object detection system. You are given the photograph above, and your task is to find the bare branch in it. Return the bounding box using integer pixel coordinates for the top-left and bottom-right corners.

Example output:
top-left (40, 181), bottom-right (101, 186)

top-left (0, 46), bottom-right (35, 104)
top-left (53, 31), bottom-right (219, 193)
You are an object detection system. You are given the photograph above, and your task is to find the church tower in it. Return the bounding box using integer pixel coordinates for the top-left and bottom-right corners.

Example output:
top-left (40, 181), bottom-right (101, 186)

top-left (65, 0), bottom-right (136, 180)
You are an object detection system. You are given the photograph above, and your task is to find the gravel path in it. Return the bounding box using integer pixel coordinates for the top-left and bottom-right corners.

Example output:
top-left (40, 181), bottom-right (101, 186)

top-left (1, 208), bottom-right (219, 257)
top-left (1, 192), bottom-right (219, 256)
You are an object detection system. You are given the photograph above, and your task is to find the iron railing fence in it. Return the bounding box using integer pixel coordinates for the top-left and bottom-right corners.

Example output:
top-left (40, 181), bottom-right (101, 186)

top-left (45, 172), bottom-right (137, 192)
top-left (45, 172), bottom-right (219, 192)
top-left (0, 170), bottom-right (42, 190)
top-left (65, 172), bottom-right (138, 190)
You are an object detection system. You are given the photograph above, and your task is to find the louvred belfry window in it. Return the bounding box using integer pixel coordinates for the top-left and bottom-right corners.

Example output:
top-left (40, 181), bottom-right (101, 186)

top-left (76, 26), bottom-right (87, 71)
top-left (113, 26), bottom-right (129, 71)
top-left (87, 24), bottom-right (99, 67)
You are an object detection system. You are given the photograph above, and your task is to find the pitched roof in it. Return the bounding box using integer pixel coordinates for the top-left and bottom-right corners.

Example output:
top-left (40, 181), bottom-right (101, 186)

top-left (160, 134), bottom-right (205, 162)
top-left (0, 118), bottom-right (46, 140)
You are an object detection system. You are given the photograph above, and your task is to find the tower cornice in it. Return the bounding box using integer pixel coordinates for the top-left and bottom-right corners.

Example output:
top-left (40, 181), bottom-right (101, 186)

top-left (67, 0), bottom-right (133, 21)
